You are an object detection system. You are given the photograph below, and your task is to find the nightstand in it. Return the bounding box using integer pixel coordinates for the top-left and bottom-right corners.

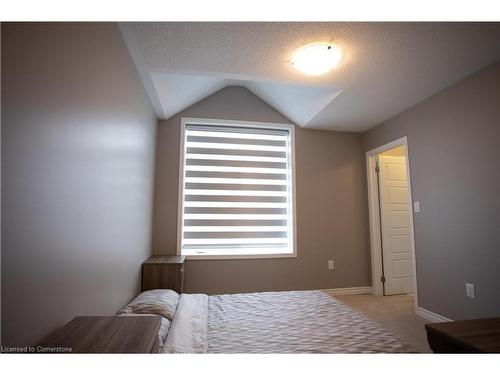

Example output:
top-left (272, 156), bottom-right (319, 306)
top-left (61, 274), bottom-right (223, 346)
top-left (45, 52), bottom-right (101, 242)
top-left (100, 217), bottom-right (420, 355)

top-left (141, 255), bottom-right (185, 293)
top-left (425, 317), bottom-right (500, 353)
top-left (37, 316), bottom-right (163, 353)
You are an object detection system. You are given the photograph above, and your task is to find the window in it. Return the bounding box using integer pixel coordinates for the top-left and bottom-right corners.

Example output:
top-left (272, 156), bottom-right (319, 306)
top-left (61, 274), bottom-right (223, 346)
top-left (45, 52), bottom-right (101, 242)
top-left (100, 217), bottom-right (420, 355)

top-left (177, 118), bottom-right (296, 258)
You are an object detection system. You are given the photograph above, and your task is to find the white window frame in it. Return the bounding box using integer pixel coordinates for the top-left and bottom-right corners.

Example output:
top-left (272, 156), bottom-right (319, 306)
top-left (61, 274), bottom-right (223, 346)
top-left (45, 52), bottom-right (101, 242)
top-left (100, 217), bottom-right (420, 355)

top-left (177, 117), bottom-right (297, 260)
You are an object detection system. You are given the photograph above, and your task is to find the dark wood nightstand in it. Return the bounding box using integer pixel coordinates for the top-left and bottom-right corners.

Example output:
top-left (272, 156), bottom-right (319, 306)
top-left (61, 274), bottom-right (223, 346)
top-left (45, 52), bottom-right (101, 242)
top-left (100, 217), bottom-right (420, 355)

top-left (37, 316), bottom-right (163, 353)
top-left (141, 255), bottom-right (185, 293)
top-left (425, 317), bottom-right (500, 353)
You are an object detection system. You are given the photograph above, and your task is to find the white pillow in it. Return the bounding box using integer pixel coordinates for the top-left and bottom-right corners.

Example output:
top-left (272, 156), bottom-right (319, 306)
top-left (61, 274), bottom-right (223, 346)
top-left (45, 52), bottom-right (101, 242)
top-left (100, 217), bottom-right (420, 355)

top-left (118, 289), bottom-right (180, 321)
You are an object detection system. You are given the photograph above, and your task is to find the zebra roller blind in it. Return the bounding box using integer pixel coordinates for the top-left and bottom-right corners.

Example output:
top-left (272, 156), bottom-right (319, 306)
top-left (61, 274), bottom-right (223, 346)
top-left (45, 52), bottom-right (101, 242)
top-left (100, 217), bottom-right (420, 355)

top-left (179, 121), bottom-right (295, 256)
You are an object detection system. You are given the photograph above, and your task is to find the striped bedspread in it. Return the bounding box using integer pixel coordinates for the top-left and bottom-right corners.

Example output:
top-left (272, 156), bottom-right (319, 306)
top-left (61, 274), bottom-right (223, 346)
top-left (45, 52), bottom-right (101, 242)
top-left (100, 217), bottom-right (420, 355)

top-left (163, 290), bottom-right (417, 353)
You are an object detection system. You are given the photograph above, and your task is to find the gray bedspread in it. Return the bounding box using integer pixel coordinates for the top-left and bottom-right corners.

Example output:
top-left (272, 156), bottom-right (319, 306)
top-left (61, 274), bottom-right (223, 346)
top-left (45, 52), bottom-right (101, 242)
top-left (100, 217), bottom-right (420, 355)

top-left (207, 290), bottom-right (417, 353)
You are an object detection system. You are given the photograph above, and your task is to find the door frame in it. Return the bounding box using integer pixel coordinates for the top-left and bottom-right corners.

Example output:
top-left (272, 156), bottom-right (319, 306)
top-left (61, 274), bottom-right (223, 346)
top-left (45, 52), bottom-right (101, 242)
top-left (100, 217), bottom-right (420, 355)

top-left (366, 136), bottom-right (418, 312)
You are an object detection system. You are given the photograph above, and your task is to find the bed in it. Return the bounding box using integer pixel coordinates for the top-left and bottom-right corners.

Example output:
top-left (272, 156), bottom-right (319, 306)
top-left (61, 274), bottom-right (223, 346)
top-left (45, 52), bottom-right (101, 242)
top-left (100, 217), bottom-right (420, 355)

top-left (118, 289), bottom-right (417, 354)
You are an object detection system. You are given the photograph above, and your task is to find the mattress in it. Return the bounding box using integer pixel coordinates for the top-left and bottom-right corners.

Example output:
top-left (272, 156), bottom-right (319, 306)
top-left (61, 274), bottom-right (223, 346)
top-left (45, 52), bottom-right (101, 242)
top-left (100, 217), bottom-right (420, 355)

top-left (163, 290), bottom-right (417, 354)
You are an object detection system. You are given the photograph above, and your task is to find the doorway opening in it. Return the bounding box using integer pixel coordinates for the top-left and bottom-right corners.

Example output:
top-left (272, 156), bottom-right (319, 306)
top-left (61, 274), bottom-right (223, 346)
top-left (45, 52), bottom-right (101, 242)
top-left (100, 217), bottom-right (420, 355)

top-left (366, 137), bottom-right (418, 312)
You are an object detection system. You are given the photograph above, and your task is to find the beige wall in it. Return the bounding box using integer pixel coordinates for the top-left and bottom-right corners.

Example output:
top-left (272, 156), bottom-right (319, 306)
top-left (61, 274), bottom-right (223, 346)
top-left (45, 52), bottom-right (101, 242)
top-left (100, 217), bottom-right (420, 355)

top-left (1, 23), bottom-right (157, 346)
top-left (152, 86), bottom-right (371, 294)
top-left (363, 61), bottom-right (500, 319)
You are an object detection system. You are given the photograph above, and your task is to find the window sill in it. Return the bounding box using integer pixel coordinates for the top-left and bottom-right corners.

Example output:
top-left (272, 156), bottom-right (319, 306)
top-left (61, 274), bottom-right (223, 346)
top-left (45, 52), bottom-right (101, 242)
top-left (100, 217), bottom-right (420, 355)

top-left (183, 253), bottom-right (297, 261)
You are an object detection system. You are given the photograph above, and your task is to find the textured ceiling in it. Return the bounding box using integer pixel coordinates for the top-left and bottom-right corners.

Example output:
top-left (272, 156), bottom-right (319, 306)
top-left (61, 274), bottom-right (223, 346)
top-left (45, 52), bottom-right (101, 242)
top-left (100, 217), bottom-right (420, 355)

top-left (120, 22), bottom-right (500, 132)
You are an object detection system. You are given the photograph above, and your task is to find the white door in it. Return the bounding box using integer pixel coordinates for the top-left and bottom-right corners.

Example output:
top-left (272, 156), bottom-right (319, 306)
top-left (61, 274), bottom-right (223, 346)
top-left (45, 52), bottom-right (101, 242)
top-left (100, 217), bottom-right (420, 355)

top-left (378, 154), bottom-right (413, 295)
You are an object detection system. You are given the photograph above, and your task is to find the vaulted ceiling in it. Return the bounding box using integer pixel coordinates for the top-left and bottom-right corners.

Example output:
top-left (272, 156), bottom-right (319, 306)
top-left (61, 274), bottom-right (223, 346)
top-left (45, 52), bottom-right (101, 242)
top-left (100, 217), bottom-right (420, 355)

top-left (120, 22), bottom-right (500, 132)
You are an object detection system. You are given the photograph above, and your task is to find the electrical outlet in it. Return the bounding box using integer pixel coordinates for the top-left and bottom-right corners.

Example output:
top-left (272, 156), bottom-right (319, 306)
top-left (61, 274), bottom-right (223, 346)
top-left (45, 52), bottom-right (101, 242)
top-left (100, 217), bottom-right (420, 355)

top-left (466, 283), bottom-right (475, 298)
top-left (328, 260), bottom-right (335, 270)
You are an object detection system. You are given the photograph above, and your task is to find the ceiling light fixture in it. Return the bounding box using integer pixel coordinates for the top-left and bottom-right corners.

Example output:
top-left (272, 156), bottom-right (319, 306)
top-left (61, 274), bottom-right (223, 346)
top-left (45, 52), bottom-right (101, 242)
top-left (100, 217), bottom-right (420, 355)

top-left (291, 43), bottom-right (342, 76)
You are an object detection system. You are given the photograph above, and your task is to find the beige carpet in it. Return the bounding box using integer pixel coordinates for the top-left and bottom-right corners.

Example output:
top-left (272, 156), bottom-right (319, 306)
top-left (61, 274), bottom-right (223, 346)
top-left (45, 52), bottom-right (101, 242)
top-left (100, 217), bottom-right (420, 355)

top-left (330, 293), bottom-right (431, 353)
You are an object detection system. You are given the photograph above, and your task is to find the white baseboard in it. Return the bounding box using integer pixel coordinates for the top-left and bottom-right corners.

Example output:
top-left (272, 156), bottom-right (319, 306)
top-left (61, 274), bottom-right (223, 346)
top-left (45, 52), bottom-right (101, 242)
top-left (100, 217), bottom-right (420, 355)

top-left (416, 307), bottom-right (452, 323)
top-left (321, 286), bottom-right (373, 296)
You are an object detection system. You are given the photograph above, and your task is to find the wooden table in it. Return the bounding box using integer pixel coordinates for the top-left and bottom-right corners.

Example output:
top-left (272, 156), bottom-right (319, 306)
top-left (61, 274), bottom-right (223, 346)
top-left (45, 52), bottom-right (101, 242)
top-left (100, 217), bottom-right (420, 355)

top-left (142, 255), bottom-right (185, 293)
top-left (38, 316), bottom-right (162, 353)
top-left (425, 317), bottom-right (500, 353)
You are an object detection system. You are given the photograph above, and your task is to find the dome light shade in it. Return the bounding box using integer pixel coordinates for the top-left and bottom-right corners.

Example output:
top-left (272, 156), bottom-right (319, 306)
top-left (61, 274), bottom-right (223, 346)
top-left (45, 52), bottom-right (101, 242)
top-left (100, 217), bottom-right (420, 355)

top-left (291, 44), bottom-right (342, 76)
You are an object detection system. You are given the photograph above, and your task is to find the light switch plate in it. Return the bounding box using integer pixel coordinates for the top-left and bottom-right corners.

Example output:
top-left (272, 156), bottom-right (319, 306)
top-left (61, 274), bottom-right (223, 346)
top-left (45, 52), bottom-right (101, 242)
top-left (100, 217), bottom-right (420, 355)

top-left (414, 201), bottom-right (420, 213)
top-left (466, 283), bottom-right (475, 298)
top-left (328, 260), bottom-right (334, 270)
